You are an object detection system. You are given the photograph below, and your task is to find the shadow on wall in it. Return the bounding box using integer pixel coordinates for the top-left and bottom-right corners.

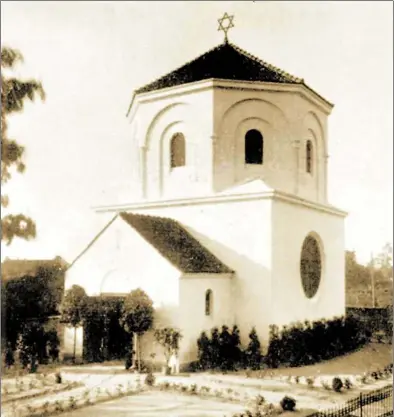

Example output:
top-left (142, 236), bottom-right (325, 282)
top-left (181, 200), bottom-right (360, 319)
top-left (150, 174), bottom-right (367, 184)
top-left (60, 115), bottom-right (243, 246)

top-left (139, 304), bottom-right (180, 366)
top-left (180, 224), bottom-right (271, 350)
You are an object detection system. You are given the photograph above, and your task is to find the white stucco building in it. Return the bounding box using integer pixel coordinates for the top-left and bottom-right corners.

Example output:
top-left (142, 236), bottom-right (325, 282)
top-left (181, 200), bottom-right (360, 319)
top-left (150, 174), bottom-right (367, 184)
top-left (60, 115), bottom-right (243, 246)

top-left (63, 37), bottom-right (347, 367)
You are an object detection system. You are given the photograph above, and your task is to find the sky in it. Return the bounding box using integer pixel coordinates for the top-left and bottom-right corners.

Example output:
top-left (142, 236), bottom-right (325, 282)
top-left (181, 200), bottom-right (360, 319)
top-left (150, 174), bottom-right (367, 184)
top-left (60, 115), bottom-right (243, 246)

top-left (1, 1), bottom-right (393, 265)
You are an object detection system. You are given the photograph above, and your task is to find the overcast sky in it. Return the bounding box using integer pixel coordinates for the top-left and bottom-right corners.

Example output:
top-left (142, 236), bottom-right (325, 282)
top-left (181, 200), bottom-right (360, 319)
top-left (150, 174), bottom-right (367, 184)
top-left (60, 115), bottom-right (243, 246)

top-left (1, 1), bottom-right (393, 264)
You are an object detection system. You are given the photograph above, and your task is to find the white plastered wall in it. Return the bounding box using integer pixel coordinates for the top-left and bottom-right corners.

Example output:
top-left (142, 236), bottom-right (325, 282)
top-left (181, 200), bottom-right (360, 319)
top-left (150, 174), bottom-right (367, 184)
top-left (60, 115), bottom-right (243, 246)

top-left (212, 87), bottom-right (329, 204)
top-left (178, 273), bottom-right (234, 363)
top-left (130, 195), bottom-right (274, 351)
top-left (63, 215), bottom-right (180, 360)
top-left (271, 198), bottom-right (346, 328)
top-left (131, 89), bottom-right (215, 200)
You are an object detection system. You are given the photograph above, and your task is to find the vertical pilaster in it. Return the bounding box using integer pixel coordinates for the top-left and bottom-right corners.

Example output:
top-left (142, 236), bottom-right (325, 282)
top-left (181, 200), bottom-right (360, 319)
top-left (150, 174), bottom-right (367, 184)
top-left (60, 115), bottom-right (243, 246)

top-left (292, 139), bottom-right (301, 195)
top-left (140, 146), bottom-right (147, 199)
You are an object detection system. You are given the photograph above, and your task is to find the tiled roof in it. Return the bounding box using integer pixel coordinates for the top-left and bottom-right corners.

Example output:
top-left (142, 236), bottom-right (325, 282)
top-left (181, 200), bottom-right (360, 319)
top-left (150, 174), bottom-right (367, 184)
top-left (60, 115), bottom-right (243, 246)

top-left (1, 257), bottom-right (68, 281)
top-left (135, 41), bottom-right (303, 94)
top-left (120, 212), bottom-right (232, 274)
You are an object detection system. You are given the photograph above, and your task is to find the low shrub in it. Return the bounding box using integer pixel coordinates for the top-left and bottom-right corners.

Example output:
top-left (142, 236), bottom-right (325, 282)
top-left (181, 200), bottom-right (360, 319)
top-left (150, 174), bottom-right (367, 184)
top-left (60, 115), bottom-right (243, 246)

top-left (255, 394), bottom-right (266, 406)
top-left (306, 377), bottom-right (315, 387)
top-left (55, 372), bottom-right (62, 384)
top-left (344, 378), bottom-right (352, 389)
top-left (54, 400), bottom-right (63, 412)
top-left (332, 377), bottom-right (343, 392)
top-left (125, 355), bottom-right (132, 370)
top-left (144, 372), bottom-right (155, 386)
top-left (68, 396), bottom-right (77, 409)
top-left (280, 395), bottom-right (296, 411)
top-left (189, 383), bottom-right (198, 395)
top-left (266, 315), bottom-right (368, 368)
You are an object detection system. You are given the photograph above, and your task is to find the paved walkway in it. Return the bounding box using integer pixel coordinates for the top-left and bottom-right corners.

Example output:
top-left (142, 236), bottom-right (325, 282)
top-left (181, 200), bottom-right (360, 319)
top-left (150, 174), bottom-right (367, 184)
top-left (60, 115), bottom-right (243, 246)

top-left (58, 391), bottom-right (246, 417)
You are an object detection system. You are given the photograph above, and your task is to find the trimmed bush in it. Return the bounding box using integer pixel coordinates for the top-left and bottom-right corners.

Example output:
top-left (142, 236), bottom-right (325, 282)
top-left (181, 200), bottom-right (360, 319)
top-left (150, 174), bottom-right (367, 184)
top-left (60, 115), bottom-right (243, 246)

top-left (197, 325), bottom-right (243, 371)
top-left (144, 372), bottom-right (155, 386)
top-left (332, 377), bottom-right (343, 392)
top-left (280, 396), bottom-right (296, 411)
top-left (344, 378), bottom-right (352, 389)
top-left (266, 315), bottom-right (367, 368)
top-left (244, 327), bottom-right (262, 370)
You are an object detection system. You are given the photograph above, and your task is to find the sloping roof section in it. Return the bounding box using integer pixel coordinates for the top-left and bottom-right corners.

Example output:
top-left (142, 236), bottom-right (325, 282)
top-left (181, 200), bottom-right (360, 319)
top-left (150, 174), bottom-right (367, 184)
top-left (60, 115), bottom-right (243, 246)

top-left (135, 41), bottom-right (303, 94)
top-left (120, 212), bottom-right (232, 274)
top-left (1, 257), bottom-right (69, 281)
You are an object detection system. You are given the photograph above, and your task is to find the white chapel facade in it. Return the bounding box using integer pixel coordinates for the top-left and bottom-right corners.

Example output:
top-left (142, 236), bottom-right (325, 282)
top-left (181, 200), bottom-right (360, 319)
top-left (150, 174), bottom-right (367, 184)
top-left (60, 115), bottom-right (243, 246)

top-left (64, 26), bottom-right (347, 365)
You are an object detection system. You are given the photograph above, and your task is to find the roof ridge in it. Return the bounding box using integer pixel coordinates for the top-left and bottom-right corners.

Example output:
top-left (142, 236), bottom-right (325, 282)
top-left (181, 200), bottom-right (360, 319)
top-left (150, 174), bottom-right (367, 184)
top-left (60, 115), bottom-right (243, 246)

top-left (135, 43), bottom-right (225, 94)
top-left (228, 41), bottom-right (304, 84)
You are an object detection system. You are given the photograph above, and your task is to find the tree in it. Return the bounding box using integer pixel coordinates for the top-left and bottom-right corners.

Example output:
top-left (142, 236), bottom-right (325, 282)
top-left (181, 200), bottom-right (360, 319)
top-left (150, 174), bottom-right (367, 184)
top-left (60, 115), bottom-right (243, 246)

top-left (120, 288), bottom-right (154, 372)
top-left (229, 325), bottom-right (242, 367)
top-left (218, 325), bottom-right (232, 371)
top-left (60, 285), bottom-right (87, 363)
top-left (1, 46), bottom-right (45, 245)
top-left (244, 327), bottom-right (262, 370)
top-left (374, 242), bottom-right (393, 279)
top-left (154, 327), bottom-right (182, 373)
top-left (197, 331), bottom-right (210, 370)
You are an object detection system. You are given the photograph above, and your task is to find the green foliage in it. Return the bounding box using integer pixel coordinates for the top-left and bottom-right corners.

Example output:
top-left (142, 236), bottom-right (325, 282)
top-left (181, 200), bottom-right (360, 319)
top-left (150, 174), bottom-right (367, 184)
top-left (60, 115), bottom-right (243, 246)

top-left (61, 285), bottom-right (87, 328)
top-left (2, 264), bottom-right (63, 368)
top-left (18, 321), bottom-right (44, 371)
top-left (144, 372), bottom-right (155, 386)
top-left (154, 327), bottom-right (182, 364)
top-left (47, 330), bottom-right (60, 362)
top-left (83, 296), bottom-right (130, 363)
top-left (121, 288), bottom-right (154, 335)
top-left (2, 262), bottom-right (65, 358)
top-left (280, 396), bottom-right (296, 411)
top-left (196, 325), bottom-right (243, 371)
top-left (266, 315), bottom-right (368, 368)
top-left (1, 46), bottom-right (45, 245)
top-left (196, 331), bottom-right (210, 370)
top-left (332, 377), bottom-right (343, 392)
top-left (120, 289), bottom-right (154, 372)
top-left (244, 327), bottom-right (262, 370)
top-left (346, 245), bottom-right (393, 307)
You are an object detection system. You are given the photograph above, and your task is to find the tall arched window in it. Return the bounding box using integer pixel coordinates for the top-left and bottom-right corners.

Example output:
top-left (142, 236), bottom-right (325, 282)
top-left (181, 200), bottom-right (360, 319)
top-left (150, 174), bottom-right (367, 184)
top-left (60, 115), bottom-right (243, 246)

top-left (245, 129), bottom-right (263, 164)
top-left (306, 140), bottom-right (313, 174)
top-left (205, 289), bottom-right (212, 316)
top-left (170, 133), bottom-right (186, 168)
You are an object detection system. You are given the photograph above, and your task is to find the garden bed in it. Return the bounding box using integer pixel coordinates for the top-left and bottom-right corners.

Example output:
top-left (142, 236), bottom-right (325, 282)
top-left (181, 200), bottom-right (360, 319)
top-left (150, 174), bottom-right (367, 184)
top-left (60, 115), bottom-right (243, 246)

top-left (1, 379), bottom-right (145, 417)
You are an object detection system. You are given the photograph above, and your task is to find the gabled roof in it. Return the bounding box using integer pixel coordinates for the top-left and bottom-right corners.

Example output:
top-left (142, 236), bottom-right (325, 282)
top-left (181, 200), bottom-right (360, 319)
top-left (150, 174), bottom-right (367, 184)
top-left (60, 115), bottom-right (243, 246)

top-left (135, 41), bottom-right (303, 94)
top-left (120, 212), bottom-right (232, 274)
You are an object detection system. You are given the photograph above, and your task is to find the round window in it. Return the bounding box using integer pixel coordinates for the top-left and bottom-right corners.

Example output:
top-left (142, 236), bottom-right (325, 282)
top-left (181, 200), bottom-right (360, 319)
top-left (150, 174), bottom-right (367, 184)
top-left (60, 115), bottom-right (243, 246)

top-left (300, 235), bottom-right (322, 298)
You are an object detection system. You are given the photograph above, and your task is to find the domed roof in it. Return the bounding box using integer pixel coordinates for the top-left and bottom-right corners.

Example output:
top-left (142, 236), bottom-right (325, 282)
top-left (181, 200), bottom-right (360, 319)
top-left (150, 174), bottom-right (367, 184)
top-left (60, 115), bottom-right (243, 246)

top-left (135, 41), bottom-right (303, 95)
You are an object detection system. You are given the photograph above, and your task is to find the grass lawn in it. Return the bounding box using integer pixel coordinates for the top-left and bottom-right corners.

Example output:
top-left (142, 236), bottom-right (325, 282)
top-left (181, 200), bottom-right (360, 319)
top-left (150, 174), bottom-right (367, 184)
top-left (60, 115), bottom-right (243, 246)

top-left (1, 362), bottom-right (61, 380)
top-left (233, 343), bottom-right (392, 378)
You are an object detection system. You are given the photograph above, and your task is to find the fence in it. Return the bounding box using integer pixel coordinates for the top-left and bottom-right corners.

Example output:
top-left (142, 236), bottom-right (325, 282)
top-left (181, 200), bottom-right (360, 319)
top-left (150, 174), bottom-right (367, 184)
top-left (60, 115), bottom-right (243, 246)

top-left (308, 385), bottom-right (392, 417)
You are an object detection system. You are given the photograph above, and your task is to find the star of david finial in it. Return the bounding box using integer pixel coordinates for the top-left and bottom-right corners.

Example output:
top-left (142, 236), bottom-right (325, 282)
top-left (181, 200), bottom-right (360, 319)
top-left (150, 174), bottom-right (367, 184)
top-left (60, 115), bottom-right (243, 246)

top-left (218, 12), bottom-right (235, 43)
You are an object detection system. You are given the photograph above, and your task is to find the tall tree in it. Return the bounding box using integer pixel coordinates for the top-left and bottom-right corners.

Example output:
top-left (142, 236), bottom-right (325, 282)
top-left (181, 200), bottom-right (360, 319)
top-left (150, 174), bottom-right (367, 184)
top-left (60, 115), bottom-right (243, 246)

top-left (120, 288), bottom-right (154, 372)
top-left (61, 285), bottom-right (87, 363)
top-left (1, 46), bottom-right (45, 245)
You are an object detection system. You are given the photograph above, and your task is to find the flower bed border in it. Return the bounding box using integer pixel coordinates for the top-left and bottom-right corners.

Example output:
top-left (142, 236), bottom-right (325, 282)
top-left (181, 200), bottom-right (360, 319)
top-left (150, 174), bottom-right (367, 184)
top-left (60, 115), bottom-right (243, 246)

top-left (2, 382), bottom-right (82, 405)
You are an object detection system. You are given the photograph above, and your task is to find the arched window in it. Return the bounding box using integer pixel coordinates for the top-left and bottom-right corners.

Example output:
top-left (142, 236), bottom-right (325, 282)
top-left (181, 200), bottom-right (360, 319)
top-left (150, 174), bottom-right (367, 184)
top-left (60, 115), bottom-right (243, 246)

top-left (170, 133), bottom-right (186, 168)
top-left (306, 140), bottom-right (313, 174)
top-left (245, 129), bottom-right (263, 164)
top-left (205, 289), bottom-right (212, 316)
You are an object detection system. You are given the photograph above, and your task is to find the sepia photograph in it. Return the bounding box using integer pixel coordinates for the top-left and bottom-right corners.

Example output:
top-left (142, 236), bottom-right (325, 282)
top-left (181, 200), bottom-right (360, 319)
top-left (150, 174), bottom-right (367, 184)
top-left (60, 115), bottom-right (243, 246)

top-left (1, 1), bottom-right (393, 416)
